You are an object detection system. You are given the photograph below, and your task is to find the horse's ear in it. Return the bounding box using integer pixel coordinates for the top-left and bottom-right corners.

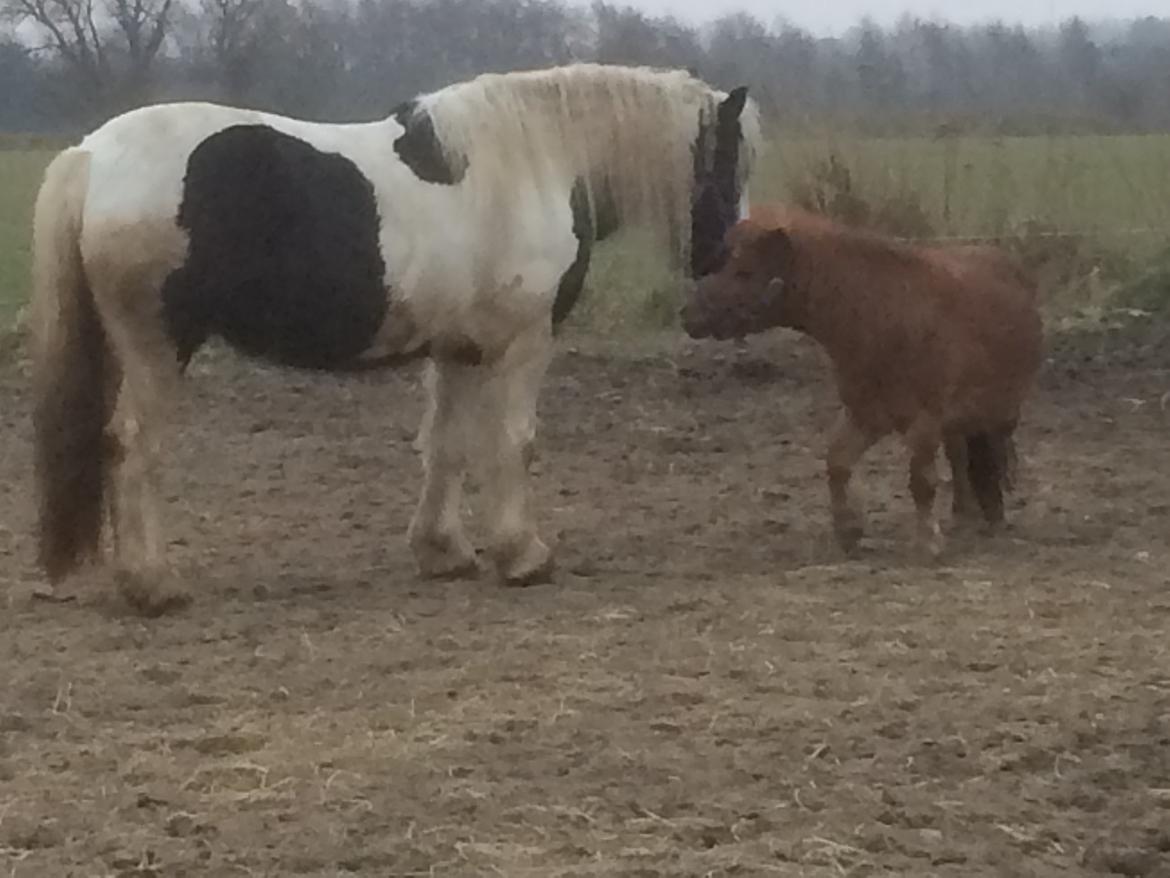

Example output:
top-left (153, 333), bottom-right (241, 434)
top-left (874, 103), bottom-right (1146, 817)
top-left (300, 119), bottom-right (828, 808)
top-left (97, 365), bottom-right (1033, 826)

top-left (719, 87), bottom-right (749, 122)
top-left (756, 227), bottom-right (795, 275)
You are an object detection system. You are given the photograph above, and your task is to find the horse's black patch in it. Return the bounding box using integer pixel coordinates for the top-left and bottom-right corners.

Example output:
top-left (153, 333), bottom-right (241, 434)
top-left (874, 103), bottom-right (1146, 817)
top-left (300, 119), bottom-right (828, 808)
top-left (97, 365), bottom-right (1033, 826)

top-left (392, 100), bottom-right (465, 185)
top-left (162, 124), bottom-right (390, 370)
top-left (551, 181), bottom-right (620, 329)
top-left (690, 86), bottom-right (747, 278)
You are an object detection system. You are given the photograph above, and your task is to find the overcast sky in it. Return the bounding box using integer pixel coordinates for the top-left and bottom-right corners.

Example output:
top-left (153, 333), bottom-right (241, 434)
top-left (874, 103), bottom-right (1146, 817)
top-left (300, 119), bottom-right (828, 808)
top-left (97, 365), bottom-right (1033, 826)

top-left (600, 1), bottom-right (1163, 35)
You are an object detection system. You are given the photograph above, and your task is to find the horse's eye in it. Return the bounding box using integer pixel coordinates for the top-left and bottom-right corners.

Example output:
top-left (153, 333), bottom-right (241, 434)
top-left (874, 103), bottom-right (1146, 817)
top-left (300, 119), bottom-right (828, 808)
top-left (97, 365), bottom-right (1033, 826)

top-left (735, 270), bottom-right (753, 281)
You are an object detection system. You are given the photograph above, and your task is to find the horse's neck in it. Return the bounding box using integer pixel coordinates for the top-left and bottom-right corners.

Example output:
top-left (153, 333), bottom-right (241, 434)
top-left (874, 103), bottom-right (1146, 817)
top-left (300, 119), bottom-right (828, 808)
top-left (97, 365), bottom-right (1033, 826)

top-left (783, 241), bottom-right (865, 359)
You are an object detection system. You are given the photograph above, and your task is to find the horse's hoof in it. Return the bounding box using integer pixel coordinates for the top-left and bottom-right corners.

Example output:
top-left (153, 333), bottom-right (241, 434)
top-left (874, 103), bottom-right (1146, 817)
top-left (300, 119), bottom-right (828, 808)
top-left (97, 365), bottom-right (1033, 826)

top-left (949, 515), bottom-right (980, 535)
top-left (114, 569), bottom-right (192, 617)
top-left (496, 536), bottom-right (554, 586)
top-left (411, 531), bottom-right (482, 580)
top-left (951, 501), bottom-right (982, 527)
top-left (914, 526), bottom-right (945, 562)
top-left (31, 582), bottom-right (78, 604)
top-left (420, 556), bottom-right (482, 581)
top-left (833, 516), bottom-right (865, 554)
top-left (521, 439), bottom-right (538, 470)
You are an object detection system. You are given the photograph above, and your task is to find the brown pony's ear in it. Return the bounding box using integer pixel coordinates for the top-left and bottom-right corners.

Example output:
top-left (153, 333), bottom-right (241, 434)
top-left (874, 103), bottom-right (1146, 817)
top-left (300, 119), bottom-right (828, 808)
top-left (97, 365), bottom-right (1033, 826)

top-left (751, 227), bottom-right (795, 277)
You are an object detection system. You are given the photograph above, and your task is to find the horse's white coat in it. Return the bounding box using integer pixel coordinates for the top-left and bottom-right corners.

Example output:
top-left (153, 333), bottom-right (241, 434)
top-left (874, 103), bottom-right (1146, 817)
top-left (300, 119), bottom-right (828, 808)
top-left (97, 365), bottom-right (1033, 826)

top-left (34, 64), bottom-right (761, 607)
top-left (77, 101), bottom-right (577, 360)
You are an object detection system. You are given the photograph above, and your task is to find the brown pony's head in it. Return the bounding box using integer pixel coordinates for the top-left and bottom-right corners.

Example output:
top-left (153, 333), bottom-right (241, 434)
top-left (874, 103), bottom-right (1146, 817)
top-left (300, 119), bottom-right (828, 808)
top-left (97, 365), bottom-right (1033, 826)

top-left (680, 220), bottom-right (795, 340)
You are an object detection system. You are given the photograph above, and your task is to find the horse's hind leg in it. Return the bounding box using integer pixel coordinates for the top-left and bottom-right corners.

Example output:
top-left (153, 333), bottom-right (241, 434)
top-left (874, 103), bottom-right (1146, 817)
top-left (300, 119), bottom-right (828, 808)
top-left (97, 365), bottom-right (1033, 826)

top-left (409, 358), bottom-right (480, 579)
top-left (92, 278), bottom-right (188, 614)
top-left (966, 427), bottom-right (1012, 529)
top-left (826, 409), bottom-right (877, 553)
top-left (944, 430), bottom-right (980, 527)
top-left (905, 415), bottom-right (944, 559)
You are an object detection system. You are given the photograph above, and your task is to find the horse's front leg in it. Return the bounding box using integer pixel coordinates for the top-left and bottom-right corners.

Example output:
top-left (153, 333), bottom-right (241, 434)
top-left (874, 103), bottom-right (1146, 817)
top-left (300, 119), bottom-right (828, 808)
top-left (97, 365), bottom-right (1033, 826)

top-left (408, 358), bottom-right (481, 579)
top-left (480, 321), bottom-right (555, 584)
top-left (826, 409), bottom-right (876, 553)
top-left (944, 430), bottom-right (980, 527)
top-left (906, 415), bottom-right (945, 559)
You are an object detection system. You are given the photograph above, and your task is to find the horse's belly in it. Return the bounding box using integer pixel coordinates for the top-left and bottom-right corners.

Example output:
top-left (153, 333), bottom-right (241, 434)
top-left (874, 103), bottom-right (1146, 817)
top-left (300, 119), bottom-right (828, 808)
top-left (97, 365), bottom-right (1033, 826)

top-left (158, 123), bottom-right (395, 369)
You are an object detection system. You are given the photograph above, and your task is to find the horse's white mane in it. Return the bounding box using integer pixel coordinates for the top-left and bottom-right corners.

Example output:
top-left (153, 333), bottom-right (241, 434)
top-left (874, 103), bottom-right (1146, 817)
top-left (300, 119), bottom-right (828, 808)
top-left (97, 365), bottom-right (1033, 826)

top-left (418, 63), bottom-right (762, 268)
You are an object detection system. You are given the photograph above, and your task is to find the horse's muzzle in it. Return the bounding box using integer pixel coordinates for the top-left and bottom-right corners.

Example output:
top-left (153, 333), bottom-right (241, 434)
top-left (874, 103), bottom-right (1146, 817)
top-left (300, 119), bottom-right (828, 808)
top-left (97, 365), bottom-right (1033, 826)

top-left (679, 284), bottom-right (714, 339)
top-left (679, 299), bottom-right (712, 340)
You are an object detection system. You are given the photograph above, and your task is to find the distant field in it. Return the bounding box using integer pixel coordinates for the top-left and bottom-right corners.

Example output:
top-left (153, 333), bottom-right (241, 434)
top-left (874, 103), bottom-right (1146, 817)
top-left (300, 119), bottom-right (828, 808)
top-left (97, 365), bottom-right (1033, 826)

top-left (758, 132), bottom-right (1170, 240)
top-left (584, 132), bottom-right (1170, 329)
top-left (0, 149), bottom-right (53, 325)
top-left (3, 133), bottom-right (1170, 328)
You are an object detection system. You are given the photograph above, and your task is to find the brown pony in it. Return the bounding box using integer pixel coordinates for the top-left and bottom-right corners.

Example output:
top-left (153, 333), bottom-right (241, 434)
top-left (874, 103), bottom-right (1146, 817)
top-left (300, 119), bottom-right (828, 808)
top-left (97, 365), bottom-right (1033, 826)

top-left (681, 204), bottom-right (1043, 557)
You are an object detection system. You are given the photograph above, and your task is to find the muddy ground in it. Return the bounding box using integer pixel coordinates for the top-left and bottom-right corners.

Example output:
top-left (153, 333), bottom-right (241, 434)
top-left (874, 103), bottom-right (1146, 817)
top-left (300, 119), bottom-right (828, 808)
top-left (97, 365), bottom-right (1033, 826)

top-left (1, 324), bottom-right (1168, 877)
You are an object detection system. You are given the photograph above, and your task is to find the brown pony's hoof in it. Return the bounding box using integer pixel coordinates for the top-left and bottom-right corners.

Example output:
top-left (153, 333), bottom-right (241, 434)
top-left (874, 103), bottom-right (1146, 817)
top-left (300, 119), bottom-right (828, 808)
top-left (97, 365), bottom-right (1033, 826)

top-left (949, 515), bottom-right (981, 536)
top-left (495, 535), bottom-right (554, 586)
top-left (914, 526), bottom-right (945, 563)
top-left (833, 512), bottom-right (865, 554)
top-left (114, 569), bottom-right (192, 617)
top-left (521, 438), bottom-right (539, 471)
top-left (950, 500), bottom-right (983, 532)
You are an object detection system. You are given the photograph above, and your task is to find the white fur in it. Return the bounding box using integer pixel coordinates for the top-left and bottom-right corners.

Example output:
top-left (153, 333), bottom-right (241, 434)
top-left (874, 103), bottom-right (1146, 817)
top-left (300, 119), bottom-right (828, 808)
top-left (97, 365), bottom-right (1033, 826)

top-left (45, 63), bottom-right (761, 600)
top-left (77, 100), bottom-right (570, 359)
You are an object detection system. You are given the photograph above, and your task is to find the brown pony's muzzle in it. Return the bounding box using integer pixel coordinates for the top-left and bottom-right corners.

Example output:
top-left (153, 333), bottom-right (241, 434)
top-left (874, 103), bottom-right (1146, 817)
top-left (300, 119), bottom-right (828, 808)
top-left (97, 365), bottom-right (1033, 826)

top-left (680, 286), bottom-right (714, 339)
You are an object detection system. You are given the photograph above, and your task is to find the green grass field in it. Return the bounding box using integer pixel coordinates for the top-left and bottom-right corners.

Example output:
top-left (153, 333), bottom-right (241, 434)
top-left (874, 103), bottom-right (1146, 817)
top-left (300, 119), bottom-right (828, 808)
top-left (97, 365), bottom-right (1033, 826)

top-left (0, 149), bottom-right (54, 325)
top-left (2, 132), bottom-right (1169, 330)
top-left (759, 132), bottom-right (1170, 239)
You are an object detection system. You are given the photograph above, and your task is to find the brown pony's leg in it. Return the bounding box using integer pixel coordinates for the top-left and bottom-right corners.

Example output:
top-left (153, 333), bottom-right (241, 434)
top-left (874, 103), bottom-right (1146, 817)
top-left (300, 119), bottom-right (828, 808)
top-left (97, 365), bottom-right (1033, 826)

top-left (966, 427), bottom-right (1012, 529)
top-left (944, 430), bottom-right (980, 526)
top-left (408, 358), bottom-right (481, 579)
top-left (826, 410), bottom-right (877, 553)
top-left (905, 415), bottom-right (944, 559)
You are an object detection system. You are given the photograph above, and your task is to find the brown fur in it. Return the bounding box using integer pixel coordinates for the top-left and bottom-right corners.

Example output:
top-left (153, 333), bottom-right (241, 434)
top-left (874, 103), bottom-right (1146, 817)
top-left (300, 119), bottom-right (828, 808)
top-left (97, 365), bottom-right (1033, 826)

top-left (29, 148), bottom-right (111, 582)
top-left (681, 204), bottom-right (1043, 552)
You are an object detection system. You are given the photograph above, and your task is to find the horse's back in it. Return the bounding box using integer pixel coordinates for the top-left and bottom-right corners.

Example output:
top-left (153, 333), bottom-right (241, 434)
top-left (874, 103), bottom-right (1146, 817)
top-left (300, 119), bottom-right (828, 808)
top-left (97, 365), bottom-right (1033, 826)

top-left (912, 244), bottom-right (1042, 428)
top-left (930, 245), bottom-right (1042, 352)
top-left (933, 244), bottom-right (1039, 305)
top-left (760, 207), bottom-right (1042, 427)
top-left (78, 103), bottom-right (393, 220)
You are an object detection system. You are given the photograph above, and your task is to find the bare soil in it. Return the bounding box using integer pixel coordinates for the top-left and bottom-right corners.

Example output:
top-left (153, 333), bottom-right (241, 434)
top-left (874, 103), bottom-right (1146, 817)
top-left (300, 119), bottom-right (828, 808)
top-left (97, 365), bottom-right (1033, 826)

top-left (1, 325), bottom-right (1168, 877)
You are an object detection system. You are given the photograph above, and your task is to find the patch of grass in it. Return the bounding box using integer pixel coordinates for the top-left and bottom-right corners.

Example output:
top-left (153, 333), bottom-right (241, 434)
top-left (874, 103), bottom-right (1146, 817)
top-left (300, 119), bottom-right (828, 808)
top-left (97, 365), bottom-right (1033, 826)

top-left (1116, 245), bottom-right (1170, 315)
top-left (0, 149), bottom-right (55, 326)
top-left (0, 133), bottom-right (71, 152)
top-left (762, 131), bottom-right (1170, 244)
top-left (569, 230), bottom-right (682, 335)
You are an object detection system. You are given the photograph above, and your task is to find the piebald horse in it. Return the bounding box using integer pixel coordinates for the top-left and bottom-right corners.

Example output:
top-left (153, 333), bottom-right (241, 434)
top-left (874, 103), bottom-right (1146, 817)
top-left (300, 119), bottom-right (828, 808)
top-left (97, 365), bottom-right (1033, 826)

top-left (29, 63), bottom-right (761, 613)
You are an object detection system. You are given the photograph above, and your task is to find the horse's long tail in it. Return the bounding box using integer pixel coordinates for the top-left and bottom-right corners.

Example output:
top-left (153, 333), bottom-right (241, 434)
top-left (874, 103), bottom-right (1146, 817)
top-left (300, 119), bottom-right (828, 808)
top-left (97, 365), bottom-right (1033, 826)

top-left (29, 147), bottom-right (109, 583)
top-left (965, 426), bottom-right (1018, 525)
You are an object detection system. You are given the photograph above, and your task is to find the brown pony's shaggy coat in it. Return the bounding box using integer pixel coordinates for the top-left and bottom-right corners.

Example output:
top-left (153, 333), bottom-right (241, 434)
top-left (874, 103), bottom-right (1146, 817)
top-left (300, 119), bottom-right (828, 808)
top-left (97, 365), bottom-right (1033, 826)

top-left (681, 204), bottom-right (1044, 556)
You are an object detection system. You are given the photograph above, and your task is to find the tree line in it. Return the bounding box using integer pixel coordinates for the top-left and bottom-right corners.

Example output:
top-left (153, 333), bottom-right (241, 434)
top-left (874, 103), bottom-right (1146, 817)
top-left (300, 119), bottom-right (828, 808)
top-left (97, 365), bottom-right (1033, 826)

top-left (3, 0), bottom-right (1170, 135)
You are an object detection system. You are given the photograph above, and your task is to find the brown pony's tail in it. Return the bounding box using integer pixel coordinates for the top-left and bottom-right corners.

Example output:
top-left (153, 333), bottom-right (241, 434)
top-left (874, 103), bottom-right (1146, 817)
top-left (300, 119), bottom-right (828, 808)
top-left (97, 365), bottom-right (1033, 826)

top-left (29, 147), bottom-right (109, 583)
top-left (965, 427), bottom-right (1018, 526)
